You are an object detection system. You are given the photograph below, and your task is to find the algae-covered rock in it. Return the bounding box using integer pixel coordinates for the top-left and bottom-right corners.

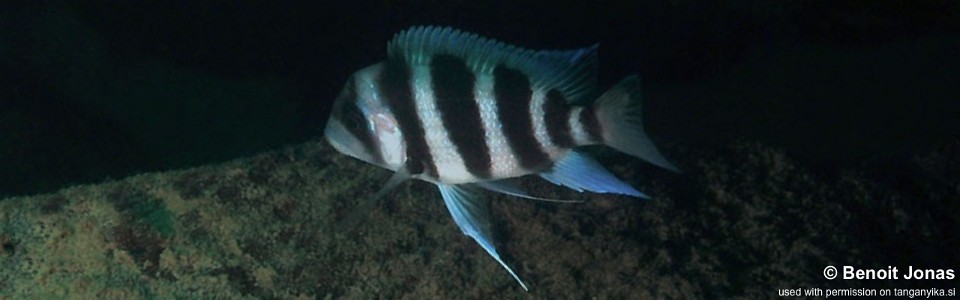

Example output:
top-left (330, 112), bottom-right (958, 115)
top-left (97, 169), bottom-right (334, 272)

top-left (1, 140), bottom-right (956, 298)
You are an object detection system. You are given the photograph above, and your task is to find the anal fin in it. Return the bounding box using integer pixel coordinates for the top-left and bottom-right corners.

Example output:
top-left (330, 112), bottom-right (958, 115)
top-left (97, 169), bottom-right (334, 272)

top-left (474, 180), bottom-right (583, 203)
top-left (539, 151), bottom-right (648, 198)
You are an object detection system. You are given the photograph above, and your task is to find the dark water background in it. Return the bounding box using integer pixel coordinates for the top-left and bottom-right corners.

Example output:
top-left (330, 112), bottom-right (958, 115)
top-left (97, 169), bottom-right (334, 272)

top-left (1, 1), bottom-right (957, 197)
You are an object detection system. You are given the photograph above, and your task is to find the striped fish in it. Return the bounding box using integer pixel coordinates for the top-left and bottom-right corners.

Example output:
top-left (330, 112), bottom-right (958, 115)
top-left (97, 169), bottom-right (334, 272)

top-left (324, 26), bottom-right (678, 291)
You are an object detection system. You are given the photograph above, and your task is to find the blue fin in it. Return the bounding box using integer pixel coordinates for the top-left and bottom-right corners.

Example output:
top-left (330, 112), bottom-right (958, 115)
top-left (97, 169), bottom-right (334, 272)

top-left (387, 26), bottom-right (598, 102)
top-left (474, 180), bottom-right (583, 203)
top-left (437, 184), bottom-right (529, 291)
top-left (539, 151), bottom-right (648, 198)
top-left (530, 45), bottom-right (599, 103)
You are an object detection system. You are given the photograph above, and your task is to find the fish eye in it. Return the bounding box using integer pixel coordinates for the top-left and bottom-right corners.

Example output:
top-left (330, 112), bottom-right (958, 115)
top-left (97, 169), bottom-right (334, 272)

top-left (338, 101), bottom-right (367, 132)
top-left (343, 114), bottom-right (364, 131)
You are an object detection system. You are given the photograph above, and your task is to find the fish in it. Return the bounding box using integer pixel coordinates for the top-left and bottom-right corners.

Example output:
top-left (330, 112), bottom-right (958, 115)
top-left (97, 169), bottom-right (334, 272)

top-left (324, 26), bottom-right (678, 291)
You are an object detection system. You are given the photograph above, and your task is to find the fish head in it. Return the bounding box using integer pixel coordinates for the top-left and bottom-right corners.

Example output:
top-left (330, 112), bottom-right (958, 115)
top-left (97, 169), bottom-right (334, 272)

top-left (325, 64), bottom-right (405, 170)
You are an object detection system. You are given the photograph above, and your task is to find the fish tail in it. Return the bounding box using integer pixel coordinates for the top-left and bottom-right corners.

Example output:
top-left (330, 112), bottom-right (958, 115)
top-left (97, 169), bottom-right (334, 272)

top-left (593, 75), bottom-right (679, 172)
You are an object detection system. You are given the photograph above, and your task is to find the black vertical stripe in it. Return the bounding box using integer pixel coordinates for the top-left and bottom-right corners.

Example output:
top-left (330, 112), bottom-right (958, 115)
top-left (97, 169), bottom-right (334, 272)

top-left (544, 90), bottom-right (575, 148)
top-left (580, 105), bottom-right (604, 143)
top-left (338, 79), bottom-right (384, 165)
top-left (493, 65), bottom-right (551, 171)
top-left (378, 59), bottom-right (437, 177)
top-left (431, 55), bottom-right (491, 179)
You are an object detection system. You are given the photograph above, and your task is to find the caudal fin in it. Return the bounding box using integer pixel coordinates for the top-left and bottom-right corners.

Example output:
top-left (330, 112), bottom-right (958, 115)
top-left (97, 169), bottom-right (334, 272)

top-left (593, 75), bottom-right (679, 172)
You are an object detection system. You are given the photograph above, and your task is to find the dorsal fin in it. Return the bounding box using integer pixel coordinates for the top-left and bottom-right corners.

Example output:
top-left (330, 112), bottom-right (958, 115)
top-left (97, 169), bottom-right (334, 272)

top-left (387, 26), bottom-right (599, 103)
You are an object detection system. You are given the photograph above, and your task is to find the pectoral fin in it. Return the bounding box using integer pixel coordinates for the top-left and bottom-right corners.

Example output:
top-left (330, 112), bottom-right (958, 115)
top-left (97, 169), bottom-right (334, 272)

top-left (336, 168), bottom-right (411, 232)
top-left (437, 184), bottom-right (529, 291)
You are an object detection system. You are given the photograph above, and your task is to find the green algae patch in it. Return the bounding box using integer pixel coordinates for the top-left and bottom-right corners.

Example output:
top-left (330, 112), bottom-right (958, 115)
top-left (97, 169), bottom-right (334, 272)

top-left (108, 187), bottom-right (176, 238)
